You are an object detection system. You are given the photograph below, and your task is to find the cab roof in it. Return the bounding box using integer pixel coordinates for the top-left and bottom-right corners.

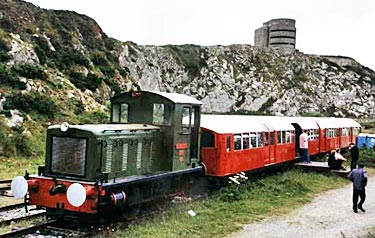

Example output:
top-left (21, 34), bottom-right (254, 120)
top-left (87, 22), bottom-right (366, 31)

top-left (111, 91), bottom-right (202, 105)
top-left (151, 91), bottom-right (202, 105)
top-left (49, 124), bottom-right (160, 135)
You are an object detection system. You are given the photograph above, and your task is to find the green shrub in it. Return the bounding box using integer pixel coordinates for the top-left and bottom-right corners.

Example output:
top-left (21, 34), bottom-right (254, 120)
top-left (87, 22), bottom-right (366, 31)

top-left (91, 51), bottom-right (109, 66)
top-left (0, 51), bottom-right (10, 62)
top-left (360, 148), bottom-right (375, 167)
top-left (11, 64), bottom-right (47, 80)
top-left (1, 132), bottom-right (31, 157)
top-left (165, 45), bottom-right (207, 78)
top-left (78, 110), bottom-right (108, 124)
top-left (69, 71), bottom-right (103, 91)
top-left (0, 40), bottom-right (10, 51)
top-left (33, 35), bottom-right (50, 65)
top-left (67, 97), bottom-right (84, 115)
top-left (3, 92), bottom-right (57, 119)
top-left (99, 65), bottom-right (115, 78)
top-left (0, 64), bottom-right (26, 89)
top-left (51, 50), bottom-right (91, 70)
top-left (0, 64), bottom-right (11, 81)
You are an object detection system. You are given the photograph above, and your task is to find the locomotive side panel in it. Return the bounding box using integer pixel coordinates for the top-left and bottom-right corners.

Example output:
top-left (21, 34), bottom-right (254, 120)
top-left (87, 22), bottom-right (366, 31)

top-left (101, 130), bottom-right (162, 179)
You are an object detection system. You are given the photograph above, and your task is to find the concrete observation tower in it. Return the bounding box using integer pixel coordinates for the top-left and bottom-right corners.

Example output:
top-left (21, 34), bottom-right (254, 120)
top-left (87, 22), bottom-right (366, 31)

top-left (254, 18), bottom-right (296, 50)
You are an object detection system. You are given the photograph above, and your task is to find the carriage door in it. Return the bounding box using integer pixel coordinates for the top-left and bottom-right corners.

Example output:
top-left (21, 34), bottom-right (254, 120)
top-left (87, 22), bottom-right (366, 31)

top-left (267, 131), bottom-right (276, 165)
top-left (292, 123), bottom-right (302, 158)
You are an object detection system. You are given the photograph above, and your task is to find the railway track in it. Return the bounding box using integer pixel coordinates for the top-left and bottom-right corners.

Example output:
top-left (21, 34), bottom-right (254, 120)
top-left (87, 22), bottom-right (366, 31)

top-left (0, 180), bottom-right (12, 197)
top-left (0, 203), bottom-right (46, 226)
top-left (0, 203), bottom-right (24, 213)
top-left (0, 222), bottom-right (92, 238)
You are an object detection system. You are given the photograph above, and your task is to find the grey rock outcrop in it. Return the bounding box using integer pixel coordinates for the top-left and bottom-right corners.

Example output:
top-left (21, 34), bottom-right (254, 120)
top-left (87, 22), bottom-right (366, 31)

top-left (116, 43), bottom-right (375, 117)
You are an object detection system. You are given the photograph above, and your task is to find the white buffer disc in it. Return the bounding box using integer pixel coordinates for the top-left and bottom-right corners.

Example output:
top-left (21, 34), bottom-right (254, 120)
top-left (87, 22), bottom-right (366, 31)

top-left (11, 176), bottom-right (28, 199)
top-left (67, 183), bottom-right (86, 207)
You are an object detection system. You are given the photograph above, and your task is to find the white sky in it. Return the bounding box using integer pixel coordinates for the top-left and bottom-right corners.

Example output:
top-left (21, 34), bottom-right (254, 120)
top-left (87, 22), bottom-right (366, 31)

top-left (25, 0), bottom-right (375, 71)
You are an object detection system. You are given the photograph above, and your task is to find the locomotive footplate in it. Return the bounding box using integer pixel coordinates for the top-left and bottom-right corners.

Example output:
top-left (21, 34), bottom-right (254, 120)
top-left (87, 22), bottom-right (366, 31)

top-left (99, 167), bottom-right (204, 207)
top-left (101, 167), bottom-right (203, 188)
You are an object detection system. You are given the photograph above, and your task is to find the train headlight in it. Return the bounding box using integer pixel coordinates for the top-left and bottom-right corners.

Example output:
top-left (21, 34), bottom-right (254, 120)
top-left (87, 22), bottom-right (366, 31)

top-left (60, 122), bottom-right (69, 132)
top-left (11, 176), bottom-right (28, 199)
top-left (67, 183), bottom-right (86, 207)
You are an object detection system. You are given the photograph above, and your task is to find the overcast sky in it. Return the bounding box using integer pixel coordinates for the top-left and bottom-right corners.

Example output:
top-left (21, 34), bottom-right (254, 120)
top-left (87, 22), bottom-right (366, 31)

top-left (25, 0), bottom-right (375, 71)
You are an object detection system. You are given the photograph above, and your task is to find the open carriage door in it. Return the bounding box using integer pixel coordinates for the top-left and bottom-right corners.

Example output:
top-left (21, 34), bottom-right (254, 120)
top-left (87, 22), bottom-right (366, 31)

top-left (292, 123), bottom-right (302, 158)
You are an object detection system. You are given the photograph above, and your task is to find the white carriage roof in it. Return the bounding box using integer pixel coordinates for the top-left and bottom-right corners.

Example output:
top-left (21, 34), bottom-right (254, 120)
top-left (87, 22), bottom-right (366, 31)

top-left (283, 117), bottom-right (319, 129)
top-left (200, 115), bottom-right (294, 134)
top-left (340, 118), bottom-right (361, 127)
top-left (259, 116), bottom-right (295, 131)
top-left (151, 91), bottom-right (202, 105)
top-left (309, 117), bottom-right (361, 129)
top-left (49, 124), bottom-right (160, 135)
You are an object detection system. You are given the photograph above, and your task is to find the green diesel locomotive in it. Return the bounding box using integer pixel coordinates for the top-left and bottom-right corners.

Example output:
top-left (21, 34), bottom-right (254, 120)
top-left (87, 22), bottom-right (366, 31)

top-left (11, 91), bottom-right (203, 216)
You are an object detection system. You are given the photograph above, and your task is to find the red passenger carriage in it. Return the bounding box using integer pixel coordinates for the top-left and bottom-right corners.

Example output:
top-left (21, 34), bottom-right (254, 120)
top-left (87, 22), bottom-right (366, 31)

top-left (200, 115), bottom-right (296, 177)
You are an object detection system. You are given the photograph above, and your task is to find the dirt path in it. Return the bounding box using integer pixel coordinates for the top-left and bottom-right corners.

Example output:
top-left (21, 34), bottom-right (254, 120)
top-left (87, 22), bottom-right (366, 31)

top-left (229, 175), bottom-right (375, 238)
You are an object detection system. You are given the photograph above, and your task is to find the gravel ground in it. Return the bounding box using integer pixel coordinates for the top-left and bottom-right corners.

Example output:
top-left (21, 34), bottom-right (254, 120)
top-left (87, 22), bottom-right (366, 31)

top-left (230, 175), bottom-right (375, 238)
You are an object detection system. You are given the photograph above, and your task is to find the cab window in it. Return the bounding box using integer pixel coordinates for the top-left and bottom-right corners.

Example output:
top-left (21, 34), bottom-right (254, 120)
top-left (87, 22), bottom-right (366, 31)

top-left (182, 107), bottom-right (191, 133)
top-left (153, 103), bottom-right (165, 125)
top-left (120, 104), bottom-right (129, 123)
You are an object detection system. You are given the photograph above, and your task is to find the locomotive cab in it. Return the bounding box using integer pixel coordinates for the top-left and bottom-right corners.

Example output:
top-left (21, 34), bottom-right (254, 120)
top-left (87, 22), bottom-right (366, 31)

top-left (110, 91), bottom-right (202, 172)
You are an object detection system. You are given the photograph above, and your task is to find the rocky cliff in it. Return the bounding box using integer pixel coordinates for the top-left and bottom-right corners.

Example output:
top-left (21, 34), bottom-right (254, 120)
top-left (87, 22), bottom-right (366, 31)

top-left (0, 0), bottom-right (374, 157)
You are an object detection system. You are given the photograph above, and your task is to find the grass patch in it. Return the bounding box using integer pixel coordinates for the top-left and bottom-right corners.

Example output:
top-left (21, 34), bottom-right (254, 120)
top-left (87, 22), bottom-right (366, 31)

top-left (0, 156), bottom-right (44, 179)
top-left (116, 169), bottom-right (349, 238)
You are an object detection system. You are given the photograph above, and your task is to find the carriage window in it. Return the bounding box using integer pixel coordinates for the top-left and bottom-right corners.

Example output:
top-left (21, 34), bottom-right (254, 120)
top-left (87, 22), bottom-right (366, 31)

top-left (201, 130), bottom-right (215, 147)
top-left (250, 133), bottom-right (258, 148)
top-left (310, 129), bottom-right (319, 140)
top-left (243, 134), bottom-right (250, 149)
top-left (308, 129), bottom-right (318, 140)
top-left (342, 128), bottom-right (349, 136)
top-left (120, 104), bottom-right (129, 123)
top-left (234, 134), bottom-right (241, 150)
top-left (327, 128), bottom-right (336, 138)
top-left (286, 130), bottom-right (295, 143)
top-left (226, 136), bottom-right (230, 152)
top-left (277, 130), bottom-right (295, 144)
top-left (277, 131), bottom-right (282, 144)
top-left (258, 133), bottom-right (263, 147)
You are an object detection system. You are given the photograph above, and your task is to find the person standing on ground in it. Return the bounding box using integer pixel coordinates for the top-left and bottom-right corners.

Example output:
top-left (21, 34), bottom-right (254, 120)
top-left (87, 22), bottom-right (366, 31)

top-left (299, 130), bottom-right (311, 164)
top-left (347, 163), bottom-right (367, 213)
top-left (349, 142), bottom-right (359, 170)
